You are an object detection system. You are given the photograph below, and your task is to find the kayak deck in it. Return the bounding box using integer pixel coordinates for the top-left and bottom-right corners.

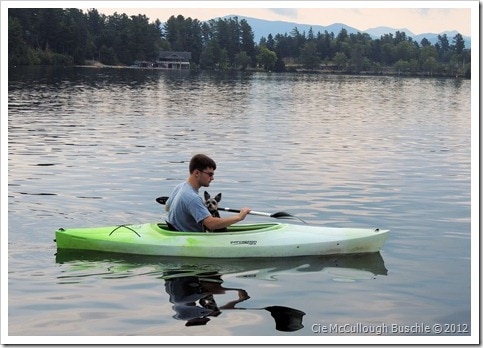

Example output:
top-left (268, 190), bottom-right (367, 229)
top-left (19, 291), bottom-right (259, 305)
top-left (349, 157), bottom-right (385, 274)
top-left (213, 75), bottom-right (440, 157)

top-left (55, 222), bottom-right (389, 258)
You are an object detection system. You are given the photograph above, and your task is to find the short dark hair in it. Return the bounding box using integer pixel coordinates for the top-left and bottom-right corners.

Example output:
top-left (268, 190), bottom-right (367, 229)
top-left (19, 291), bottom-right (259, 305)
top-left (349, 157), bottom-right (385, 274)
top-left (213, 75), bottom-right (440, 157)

top-left (189, 154), bottom-right (216, 173)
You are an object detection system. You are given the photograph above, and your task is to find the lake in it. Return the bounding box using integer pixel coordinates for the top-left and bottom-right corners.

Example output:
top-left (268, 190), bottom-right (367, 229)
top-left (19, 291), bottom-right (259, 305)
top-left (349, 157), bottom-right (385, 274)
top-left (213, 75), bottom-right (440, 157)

top-left (5, 66), bottom-right (475, 344)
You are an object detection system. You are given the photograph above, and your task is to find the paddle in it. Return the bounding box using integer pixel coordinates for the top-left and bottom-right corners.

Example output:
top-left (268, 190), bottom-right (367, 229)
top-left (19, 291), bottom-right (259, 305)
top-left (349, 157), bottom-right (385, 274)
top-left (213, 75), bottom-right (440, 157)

top-left (155, 196), bottom-right (306, 223)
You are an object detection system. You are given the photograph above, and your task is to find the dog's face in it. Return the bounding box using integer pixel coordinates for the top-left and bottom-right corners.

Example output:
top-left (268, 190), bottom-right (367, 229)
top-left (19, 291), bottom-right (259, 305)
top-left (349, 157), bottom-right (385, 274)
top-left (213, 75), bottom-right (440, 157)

top-left (204, 191), bottom-right (222, 215)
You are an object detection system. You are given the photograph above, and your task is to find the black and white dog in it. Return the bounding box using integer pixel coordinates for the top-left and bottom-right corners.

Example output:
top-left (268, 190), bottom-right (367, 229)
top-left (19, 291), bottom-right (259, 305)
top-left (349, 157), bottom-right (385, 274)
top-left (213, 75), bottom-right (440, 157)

top-left (204, 191), bottom-right (227, 232)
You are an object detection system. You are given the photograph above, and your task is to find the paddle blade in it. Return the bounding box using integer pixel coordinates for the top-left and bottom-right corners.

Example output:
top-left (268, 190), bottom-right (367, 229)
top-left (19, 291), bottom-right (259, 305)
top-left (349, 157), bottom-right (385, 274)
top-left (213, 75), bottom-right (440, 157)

top-left (156, 196), bottom-right (169, 205)
top-left (271, 212), bottom-right (307, 223)
top-left (271, 212), bottom-right (295, 219)
top-left (264, 306), bottom-right (305, 332)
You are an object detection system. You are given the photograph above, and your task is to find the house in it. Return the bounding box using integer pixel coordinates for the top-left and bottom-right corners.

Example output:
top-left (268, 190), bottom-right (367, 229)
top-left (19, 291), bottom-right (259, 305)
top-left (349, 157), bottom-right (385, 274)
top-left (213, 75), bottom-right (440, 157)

top-left (156, 51), bottom-right (192, 70)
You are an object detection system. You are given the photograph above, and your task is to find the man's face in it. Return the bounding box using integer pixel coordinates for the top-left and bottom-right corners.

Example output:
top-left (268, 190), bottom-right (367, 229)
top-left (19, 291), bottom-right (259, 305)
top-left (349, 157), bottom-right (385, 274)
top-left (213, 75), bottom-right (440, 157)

top-left (198, 167), bottom-right (215, 187)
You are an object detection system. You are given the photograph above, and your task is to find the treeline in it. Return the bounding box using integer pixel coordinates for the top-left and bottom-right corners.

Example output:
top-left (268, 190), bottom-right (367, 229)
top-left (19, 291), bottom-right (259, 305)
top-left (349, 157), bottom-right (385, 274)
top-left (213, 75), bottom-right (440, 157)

top-left (8, 8), bottom-right (471, 77)
top-left (8, 8), bottom-right (163, 66)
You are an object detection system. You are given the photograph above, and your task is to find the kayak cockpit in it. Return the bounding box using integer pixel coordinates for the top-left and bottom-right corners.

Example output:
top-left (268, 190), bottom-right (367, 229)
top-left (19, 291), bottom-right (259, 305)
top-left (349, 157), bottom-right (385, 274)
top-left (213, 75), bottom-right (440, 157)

top-left (154, 222), bottom-right (284, 234)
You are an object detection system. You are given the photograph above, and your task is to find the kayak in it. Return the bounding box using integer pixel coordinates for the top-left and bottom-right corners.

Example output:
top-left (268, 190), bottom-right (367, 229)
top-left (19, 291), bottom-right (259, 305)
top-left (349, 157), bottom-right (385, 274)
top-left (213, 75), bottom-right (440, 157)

top-left (55, 222), bottom-right (389, 258)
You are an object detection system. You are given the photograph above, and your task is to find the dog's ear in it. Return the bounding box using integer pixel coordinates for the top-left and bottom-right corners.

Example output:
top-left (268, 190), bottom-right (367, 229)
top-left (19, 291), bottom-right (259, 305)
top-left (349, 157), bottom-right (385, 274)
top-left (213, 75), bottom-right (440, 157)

top-left (215, 193), bottom-right (222, 202)
top-left (204, 191), bottom-right (210, 200)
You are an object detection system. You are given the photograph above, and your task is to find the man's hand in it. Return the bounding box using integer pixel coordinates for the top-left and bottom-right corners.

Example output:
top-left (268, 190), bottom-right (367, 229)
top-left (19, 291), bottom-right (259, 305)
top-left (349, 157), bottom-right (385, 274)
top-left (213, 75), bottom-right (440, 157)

top-left (237, 208), bottom-right (251, 221)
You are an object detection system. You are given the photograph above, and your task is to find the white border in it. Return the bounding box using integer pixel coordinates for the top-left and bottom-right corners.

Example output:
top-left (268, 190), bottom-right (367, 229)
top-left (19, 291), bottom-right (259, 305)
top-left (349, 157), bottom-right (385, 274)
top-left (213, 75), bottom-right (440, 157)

top-left (1, 1), bottom-right (478, 345)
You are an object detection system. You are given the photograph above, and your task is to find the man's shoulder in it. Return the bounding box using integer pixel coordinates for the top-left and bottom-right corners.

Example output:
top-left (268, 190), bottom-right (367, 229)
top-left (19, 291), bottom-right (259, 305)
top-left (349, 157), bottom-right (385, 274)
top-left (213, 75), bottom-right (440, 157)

top-left (178, 182), bottom-right (197, 196)
top-left (173, 182), bottom-right (200, 206)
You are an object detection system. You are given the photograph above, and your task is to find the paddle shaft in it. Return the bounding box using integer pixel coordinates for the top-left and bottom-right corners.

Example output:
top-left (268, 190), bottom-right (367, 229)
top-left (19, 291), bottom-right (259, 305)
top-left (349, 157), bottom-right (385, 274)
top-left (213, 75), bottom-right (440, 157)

top-left (219, 207), bottom-right (272, 218)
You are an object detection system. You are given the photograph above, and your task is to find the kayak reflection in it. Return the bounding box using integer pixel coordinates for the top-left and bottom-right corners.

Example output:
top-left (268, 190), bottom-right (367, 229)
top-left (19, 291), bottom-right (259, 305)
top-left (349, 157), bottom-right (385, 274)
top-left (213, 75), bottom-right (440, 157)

top-left (55, 251), bottom-right (388, 280)
top-left (164, 272), bottom-right (305, 331)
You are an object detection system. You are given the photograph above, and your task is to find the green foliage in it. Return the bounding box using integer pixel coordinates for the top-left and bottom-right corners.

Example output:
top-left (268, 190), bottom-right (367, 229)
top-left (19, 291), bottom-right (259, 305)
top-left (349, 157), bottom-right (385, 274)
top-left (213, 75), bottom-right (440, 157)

top-left (299, 41), bottom-right (321, 70)
top-left (333, 52), bottom-right (347, 69)
top-left (273, 58), bottom-right (286, 72)
top-left (99, 45), bottom-right (118, 65)
top-left (257, 46), bottom-right (277, 71)
top-left (235, 51), bottom-right (251, 70)
top-left (8, 8), bottom-right (162, 66)
top-left (8, 8), bottom-right (471, 77)
top-left (422, 57), bottom-right (439, 75)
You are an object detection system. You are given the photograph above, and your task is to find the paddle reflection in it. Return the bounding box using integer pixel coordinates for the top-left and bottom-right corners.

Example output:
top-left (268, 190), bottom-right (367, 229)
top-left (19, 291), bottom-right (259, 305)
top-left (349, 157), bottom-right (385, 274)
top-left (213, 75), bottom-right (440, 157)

top-left (164, 272), bottom-right (305, 331)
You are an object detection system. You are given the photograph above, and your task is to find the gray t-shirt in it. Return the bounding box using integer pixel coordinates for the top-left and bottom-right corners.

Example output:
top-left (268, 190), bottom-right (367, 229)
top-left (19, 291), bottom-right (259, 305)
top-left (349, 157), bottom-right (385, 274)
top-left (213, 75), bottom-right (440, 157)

top-left (166, 182), bottom-right (211, 232)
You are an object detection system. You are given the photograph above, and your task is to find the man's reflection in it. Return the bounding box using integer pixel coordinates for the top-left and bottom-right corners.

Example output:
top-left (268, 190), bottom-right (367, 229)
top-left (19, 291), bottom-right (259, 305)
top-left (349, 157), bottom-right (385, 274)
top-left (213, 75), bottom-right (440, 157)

top-left (164, 272), bottom-right (305, 331)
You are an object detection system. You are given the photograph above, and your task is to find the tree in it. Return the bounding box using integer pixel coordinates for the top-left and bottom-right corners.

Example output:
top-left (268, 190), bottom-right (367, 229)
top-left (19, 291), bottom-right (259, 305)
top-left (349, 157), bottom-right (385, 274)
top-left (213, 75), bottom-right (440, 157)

top-left (452, 33), bottom-right (465, 54)
top-left (218, 48), bottom-right (229, 70)
top-left (423, 56), bottom-right (438, 76)
top-left (273, 58), bottom-right (286, 72)
top-left (257, 45), bottom-right (277, 71)
top-left (394, 59), bottom-right (411, 74)
top-left (420, 37), bottom-right (431, 47)
top-left (381, 43), bottom-right (395, 65)
top-left (348, 44), bottom-right (366, 73)
top-left (239, 19), bottom-right (256, 66)
top-left (273, 33), bottom-right (291, 58)
top-left (235, 50), bottom-right (250, 70)
top-left (316, 31), bottom-right (333, 60)
top-left (99, 44), bottom-right (117, 65)
top-left (395, 41), bottom-right (418, 62)
top-left (419, 45), bottom-right (438, 68)
top-left (436, 34), bottom-right (451, 63)
top-left (333, 52), bottom-right (347, 70)
top-left (266, 33), bottom-right (275, 50)
top-left (200, 40), bottom-right (219, 69)
top-left (299, 41), bottom-right (321, 70)
top-left (394, 31), bottom-right (407, 45)
top-left (182, 17), bottom-right (203, 64)
top-left (8, 16), bottom-right (26, 65)
top-left (307, 27), bottom-right (314, 41)
top-left (290, 27), bottom-right (305, 57)
top-left (336, 28), bottom-right (348, 42)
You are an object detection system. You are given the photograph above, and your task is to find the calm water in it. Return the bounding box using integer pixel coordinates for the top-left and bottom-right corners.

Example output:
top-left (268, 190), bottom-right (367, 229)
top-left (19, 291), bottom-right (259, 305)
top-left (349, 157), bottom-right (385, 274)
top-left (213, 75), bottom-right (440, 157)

top-left (6, 67), bottom-right (473, 343)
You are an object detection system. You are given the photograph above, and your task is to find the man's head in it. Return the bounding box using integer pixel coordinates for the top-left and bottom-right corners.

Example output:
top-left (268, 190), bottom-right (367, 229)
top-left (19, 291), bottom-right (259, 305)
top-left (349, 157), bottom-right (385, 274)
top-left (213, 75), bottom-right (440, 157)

top-left (189, 154), bottom-right (216, 187)
top-left (189, 154), bottom-right (217, 173)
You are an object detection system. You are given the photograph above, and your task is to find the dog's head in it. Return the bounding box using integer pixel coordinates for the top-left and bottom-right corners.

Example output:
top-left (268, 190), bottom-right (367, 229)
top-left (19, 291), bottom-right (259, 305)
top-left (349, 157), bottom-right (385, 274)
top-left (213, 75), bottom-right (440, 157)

top-left (204, 191), bottom-right (222, 215)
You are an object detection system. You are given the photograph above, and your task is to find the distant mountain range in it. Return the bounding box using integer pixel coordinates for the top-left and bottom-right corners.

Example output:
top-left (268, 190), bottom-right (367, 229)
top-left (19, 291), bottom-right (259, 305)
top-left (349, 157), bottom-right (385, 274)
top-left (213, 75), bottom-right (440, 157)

top-left (220, 15), bottom-right (471, 49)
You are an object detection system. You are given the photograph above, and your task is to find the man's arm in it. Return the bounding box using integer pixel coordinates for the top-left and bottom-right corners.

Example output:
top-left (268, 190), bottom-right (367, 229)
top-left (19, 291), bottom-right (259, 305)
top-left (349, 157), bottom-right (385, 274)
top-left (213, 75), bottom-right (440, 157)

top-left (202, 208), bottom-right (251, 231)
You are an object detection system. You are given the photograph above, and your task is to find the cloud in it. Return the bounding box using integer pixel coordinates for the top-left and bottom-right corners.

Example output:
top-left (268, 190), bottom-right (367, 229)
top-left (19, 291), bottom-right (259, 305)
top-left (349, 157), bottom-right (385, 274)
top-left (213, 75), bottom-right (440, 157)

top-left (416, 8), bottom-right (431, 17)
top-left (268, 8), bottom-right (298, 20)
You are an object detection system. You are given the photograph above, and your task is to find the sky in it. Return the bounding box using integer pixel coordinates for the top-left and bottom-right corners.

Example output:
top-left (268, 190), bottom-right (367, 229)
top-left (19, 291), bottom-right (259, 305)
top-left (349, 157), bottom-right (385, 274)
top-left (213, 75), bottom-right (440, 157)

top-left (83, 1), bottom-right (476, 37)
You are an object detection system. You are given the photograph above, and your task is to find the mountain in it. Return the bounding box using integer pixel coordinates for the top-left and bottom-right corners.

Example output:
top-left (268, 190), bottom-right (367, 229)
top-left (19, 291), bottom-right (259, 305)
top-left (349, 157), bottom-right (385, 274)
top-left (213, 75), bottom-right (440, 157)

top-left (364, 27), bottom-right (471, 48)
top-left (220, 15), bottom-right (471, 49)
top-left (364, 26), bottom-right (415, 37)
top-left (221, 15), bottom-right (360, 39)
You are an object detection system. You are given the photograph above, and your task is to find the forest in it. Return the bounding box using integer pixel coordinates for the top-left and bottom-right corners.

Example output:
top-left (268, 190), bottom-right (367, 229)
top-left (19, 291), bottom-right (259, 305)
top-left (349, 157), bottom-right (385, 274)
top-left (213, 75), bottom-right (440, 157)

top-left (8, 8), bottom-right (471, 77)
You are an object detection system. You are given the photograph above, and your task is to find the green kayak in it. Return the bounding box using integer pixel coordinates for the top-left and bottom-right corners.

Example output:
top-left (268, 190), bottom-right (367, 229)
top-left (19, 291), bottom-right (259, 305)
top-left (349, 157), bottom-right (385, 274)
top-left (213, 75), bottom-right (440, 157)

top-left (55, 222), bottom-right (389, 258)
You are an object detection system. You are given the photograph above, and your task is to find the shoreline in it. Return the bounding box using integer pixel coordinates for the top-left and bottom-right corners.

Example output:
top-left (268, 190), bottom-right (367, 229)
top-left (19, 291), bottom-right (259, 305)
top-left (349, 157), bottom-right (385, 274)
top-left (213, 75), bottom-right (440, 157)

top-left (12, 60), bottom-right (469, 79)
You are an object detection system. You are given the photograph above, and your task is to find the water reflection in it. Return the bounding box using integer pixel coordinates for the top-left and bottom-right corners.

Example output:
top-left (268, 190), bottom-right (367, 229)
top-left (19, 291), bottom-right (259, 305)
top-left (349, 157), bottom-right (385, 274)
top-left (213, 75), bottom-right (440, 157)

top-left (55, 251), bottom-right (386, 332)
top-left (8, 66), bottom-right (254, 92)
top-left (164, 272), bottom-right (305, 331)
top-left (55, 251), bottom-right (388, 281)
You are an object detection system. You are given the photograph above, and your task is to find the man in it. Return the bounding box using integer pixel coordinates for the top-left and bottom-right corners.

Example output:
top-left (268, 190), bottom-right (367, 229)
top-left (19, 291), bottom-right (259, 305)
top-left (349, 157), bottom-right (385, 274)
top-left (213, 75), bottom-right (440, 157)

top-left (165, 154), bottom-right (251, 232)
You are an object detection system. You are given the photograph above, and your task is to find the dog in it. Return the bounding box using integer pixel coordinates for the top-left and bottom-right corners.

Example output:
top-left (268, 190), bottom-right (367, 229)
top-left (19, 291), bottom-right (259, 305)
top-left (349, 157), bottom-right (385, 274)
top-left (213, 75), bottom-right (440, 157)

top-left (204, 191), bottom-right (227, 232)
